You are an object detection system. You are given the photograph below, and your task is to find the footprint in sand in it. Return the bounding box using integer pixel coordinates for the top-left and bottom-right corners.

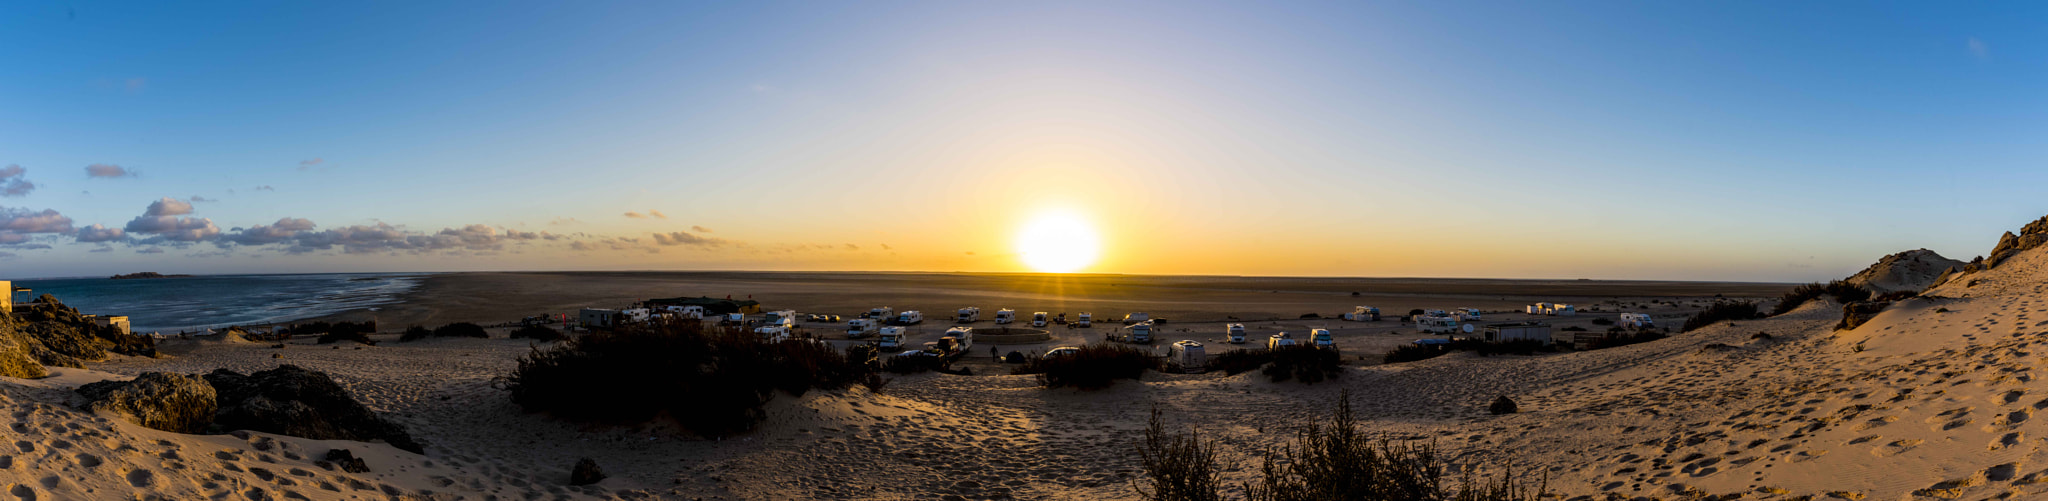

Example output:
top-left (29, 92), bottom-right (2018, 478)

top-left (1875, 439), bottom-right (1923, 457)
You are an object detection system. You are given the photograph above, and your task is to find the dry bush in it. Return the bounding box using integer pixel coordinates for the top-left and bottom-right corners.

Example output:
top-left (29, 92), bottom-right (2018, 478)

top-left (1683, 301), bottom-right (1761, 332)
top-left (1014, 342), bottom-right (1158, 389)
top-left (1772, 281), bottom-right (1872, 316)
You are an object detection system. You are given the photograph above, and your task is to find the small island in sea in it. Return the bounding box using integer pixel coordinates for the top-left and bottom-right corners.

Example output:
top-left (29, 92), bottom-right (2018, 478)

top-left (108, 272), bottom-right (192, 280)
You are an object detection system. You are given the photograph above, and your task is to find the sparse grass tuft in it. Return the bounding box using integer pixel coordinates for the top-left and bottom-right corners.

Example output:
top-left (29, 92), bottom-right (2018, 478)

top-left (1014, 342), bottom-right (1158, 389)
top-left (1772, 281), bottom-right (1872, 316)
top-left (1684, 301), bottom-right (1762, 332)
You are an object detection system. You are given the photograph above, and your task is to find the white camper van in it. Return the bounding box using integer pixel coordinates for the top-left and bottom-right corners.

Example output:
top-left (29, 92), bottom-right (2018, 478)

top-left (846, 318), bottom-right (878, 338)
top-left (1124, 312), bottom-right (1151, 325)
top-left (896, 310), bottom-right (924, 325)
top-left (1267, 332), bottom-right (1297, 350)
top-left (1031, 312), bottom-right (1049, 328)
top-left (762, 310), bottom-right (796, 328)
top-left (1308, 328), bottom-right (1335, 349)
top-left (1342, 306), bottom-right (1380, 322)
top-left (877, 326), bottom-right (907, 350)
top-left (1456, 308), bottom-right (1483, 321)
top-left (1125, 322), bottom-right (1154, 343)
top-left (994, 309), bottom-right (1017, 324)
top-left (941, 327), bottom-right (973, 352)
top-left (1619, 313), bottom-right (1655, 329)
top-left (1227, 323), bottom-right (1247, 344)
top-left (1168, 340), bottom-right (1207, 373)
top-left (868, 307), bottom-right (895, 321)
top-left (956, 307), bottom-right (980, 323)
top-left (1076, 313), bottom-right (1092, 327)
top-left (1416, 315), bottom-right (1467, 335)
top-left (661, 305), bottom-right (706, 320)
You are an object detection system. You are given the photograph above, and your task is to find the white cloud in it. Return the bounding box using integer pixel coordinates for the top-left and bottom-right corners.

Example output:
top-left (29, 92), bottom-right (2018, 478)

top-left (146, 198), bottom-right (194, 216)
top-left (0, 165), bottom-right (33, 197)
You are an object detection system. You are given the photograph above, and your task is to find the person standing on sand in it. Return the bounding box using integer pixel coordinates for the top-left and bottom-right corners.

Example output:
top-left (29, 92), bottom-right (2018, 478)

top-left (992, 346), bottom-right (1000, 362)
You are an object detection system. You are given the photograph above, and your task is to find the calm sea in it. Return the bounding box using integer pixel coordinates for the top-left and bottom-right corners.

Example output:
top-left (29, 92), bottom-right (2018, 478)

top-left (12, 273), bottom-right (429, 333)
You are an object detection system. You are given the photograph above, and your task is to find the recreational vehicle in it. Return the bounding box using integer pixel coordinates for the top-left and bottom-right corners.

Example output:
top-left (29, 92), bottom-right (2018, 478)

top-left (620, 308), bottom-right (653, 324)
top-left (1227, 323), bottom-right (1247, 344)
top-left (1116, 322), bottom-right (1154, 343)
top-left (896, 310), bottom-right (924, 325)
top-left (1267, 332), bottom-right (1297, 350)
top-left (1342, 306), bottom-right (1381, 322)
top-left (1076, 313), bottom-right (1092, 327)
top-left (867, 307), bottom-right (895, 321)
top-left (1619, 313), bottom-right (1655, 329)
top-left (877, 326), bottom-right (907, 350)
top-left (1124, 312), bottom-right (1151, 325)
top-left (940, 327), bottom-right (974, 352)
top-left (846, 318), bottom-right (878, 338)
top-left (994, 309), bottom-right (1017, 324)
top-left (1308, 328), bottom-right (1335, 349)
top-left (956, 307), bottom-right (981, 323)
top-left (578, 308), bottom-right (618, 328)
top-left (1483, 322), bottom-right (1552, 344)
top-left (1456, 308), bottom-right (1483, 321)
top-left (761, 310), bottom-right (796, 328)
top-left (1528, 303), bottom-right (1577, 316)
top-left (1031, 312), bottom-right (1049, 328)
top-left (660, 305), bottom-right (706, 319)
top-left (1416, 315), bottom-right (1466, 335)
top-left (1168, 341), bottom-right (1207, 373)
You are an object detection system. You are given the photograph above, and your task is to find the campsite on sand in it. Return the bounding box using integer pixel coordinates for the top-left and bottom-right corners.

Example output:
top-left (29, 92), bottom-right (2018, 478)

top-left (7, 217), bottom-right (2048, 500)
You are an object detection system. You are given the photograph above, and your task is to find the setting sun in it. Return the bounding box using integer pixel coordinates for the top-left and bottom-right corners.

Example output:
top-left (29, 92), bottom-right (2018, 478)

top-left (1015, 209), bottom-right (1102, 273)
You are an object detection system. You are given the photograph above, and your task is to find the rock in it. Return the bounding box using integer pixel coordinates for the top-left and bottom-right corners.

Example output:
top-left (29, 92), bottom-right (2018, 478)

top-left (1843, 249), bottom-right (1965, 294)
top-left (1837, 301), bottom-right (1892, 331)
top-left (7, 294), bottom-right (157, 368)
top-left (0, 320), bottom-right (48, 379)
top-left (1488, 396), bottom-right (1518, 415)
top-left (325, 449), bottom-right (370, 473)
top-left (76, 372), bottom-right (217, 433)
top-left (570, 457), bottom-right (606, 485)
top-left (204, 365), bottom-right (425, 454)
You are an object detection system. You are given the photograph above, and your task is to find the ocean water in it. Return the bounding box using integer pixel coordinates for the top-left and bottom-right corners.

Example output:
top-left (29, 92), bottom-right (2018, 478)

top-left (12, 273), bottom-right (429, 333)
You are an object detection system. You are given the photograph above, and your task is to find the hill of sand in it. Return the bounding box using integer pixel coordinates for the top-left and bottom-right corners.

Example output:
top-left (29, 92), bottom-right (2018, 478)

top-left (1844, 248), bottom-right (1966, 294)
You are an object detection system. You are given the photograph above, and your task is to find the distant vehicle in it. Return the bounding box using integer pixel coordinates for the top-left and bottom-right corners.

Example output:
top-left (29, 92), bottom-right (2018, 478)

top-left (956, 307), bottom-right (981, 323)
top-left (762, 310), bottom-right (796, 328)
top-left (723, 313), bottom-right (745, 325)
top-left (1111, 322), bottom-right (1155, 343)
top-left (1054, 313), bottom-right (1068, 325)
top-left (935, 326), bottom-right (973, 354)
top-left (995, 309), bottom-right (1017, 324)
top-left (877, 326), bottom-right (907, 350)
top-left (867, 307), bottom-right (894, 320)
top-left (1168, 340), bottom-right (1207, 373)
top-left (846, 318), bottom-right (879, 338)
top-left (661, 305), bottom-right (706, 320)
top-left (1227, 324), bottom-right (1247, 344)
top-left (1619, 313), bottom-right (1655, 329)
top-left (896, 310), bottom-right (924, 325)
top-left (1267, 332), bottom-right (1297, 350)
top-left (620, 308), bottom-right (653, 324)
top-left (1124, 312), bottom-right (1150, 325)
top-left (1031, 312), bottom-right (1049, 328)
top-left (1044, 346), bottom-right (1080, 358)
top-left (1416, 315), bottom-right (1468, 335)
top-left (1527, 303), bottom-right (1577, 316)
top-left (1342, 306), bottom-right (1380, 322)
top-left (1076, 313), bottom-right (1092, 327)
top-left (1308, 328), bottom-right (1335, 349)
top-left (1456, 308), bottom-right (1483, 321)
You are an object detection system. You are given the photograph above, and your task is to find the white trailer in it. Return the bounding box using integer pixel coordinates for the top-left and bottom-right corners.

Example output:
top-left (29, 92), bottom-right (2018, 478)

top-left (1168, 340), bottom-right (1207, 373)
top-left (896, 310), bottom-right (924, 325)
top-left (956, 307), bottom-right (980, 323)
top-left (1031, 312), bottom-right (1049, 327)
top-left (1417, 315), bottom-right (1469, 335)
top-left (660, 305), bottom-right (706, 319)
top-left (1619, 313), bottom-right (1655, 329)
top-left (995, 309), bottom-right (1017, 324)
top-left (877, 326), bottom-right (907, 350)
top-left (941, 327), bottom-right (973, 352)
top-left (1342, 306), bottom-right (1381, 322)
top-left (1121, 322), bottom-right (1154, 343)
top-left (1483, 322), bottom-right (1553, 344)
top-left (1076, 313), bottom-right (1092, 327)
top-left (846, 318), bottom-right (879, 338)
top-left (620, 308), bottom-right (653, 324)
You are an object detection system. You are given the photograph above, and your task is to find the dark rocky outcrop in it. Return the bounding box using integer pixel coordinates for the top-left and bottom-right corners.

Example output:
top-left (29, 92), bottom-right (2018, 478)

top-left (570, 458), bottom-right (606, 485)
top-left (1836, 301), bottom-right (1893, 331)
top-left (323, 449), bottom-right (370, 473)
top-left (75, 372), bottom-right (217, 433)
top-left (204, 365), bottom-right (424, 454)
top-left (1935, 214), bottom-right (2048, 288)
top-left (1844, 249), bottom-right (1965, 294)
top-left (0, 319), bottom-right (48, 379)
top-left (1488, 396), bottom-right (1519, 415)
top-left (8, 295), bottom-right (157, 368)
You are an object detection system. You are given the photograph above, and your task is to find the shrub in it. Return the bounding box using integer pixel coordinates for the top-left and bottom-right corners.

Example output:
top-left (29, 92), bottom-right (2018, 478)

top-left (1134, 406), bottom-right (1225, 501)
top-left (1206, 349), bottom-right (1274, 376)
top-left (509, 325), bottom-right (564, 342)
top-left (1560, 326), bottom-right (1587, 332)
top-left (1683, 301), bottom-right (1762, 332)
top-left (1874, 290), bottom-right (1919, 302)
top-left (1263, 346), bottom-right (1342, 384)
top-left (1241, 392), bottom-right (1545, 501)
top-left (1299, 313), bottom-right (1321, 319)
top-left (505, 321), bottom-right (869, 436)
top-left (1014, 343), bottom-right (1157, 389)
top-left (884, 353), bottom-right (948, 374)
top-left (1597, 330), bottom-right (1667, 349)
top-left (1772, 281), bottom-right (1872, 316)
top-left (400, 325), bottom-right (432, 342)
top-left (1590, 317), bottom-right (1613, 326)
top-left (432, 322), bottom-right (490, 339)
top-left (1384, 344), bottom-right (1449, 364)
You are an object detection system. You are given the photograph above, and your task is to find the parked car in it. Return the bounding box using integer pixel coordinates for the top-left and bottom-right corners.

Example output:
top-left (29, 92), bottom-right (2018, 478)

top-left (1044, 346), bottom-right (1081, 358)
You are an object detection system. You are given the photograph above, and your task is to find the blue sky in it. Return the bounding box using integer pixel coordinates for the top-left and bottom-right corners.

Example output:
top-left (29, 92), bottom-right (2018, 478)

top-left (3, 1), bottom-right (2046, 281)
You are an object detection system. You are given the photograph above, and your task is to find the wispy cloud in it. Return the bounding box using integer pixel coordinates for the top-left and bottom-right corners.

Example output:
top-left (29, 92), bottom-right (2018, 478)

top-left (297, 158), bottom-right (325, 171)
top-left (86, 164), bottom-right (136, 178)
top-left (191, 195), bottom-right (217, 203)
top-left (624, 212), bottom-right (647, 219)
top-left (0, 165), bottom-right (33, 197)
top-left (651, 230), bottom-right (730, 247)
top-left (254, 185), bottom-right (275, 192)
top-left (624, 210), bottom-right (668, 220)
top-left (691, 225), bottom-right (713, 233)
top-left (649, 210), bottom-right (667, 219)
